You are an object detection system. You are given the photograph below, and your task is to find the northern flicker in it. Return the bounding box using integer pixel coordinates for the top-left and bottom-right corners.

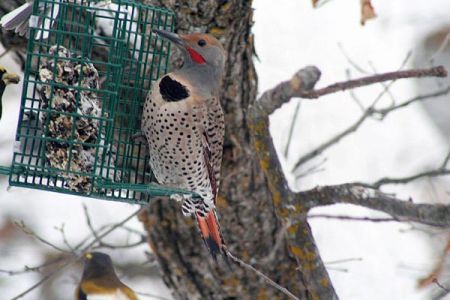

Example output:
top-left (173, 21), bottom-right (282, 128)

top-left (141, 29), bottom-right (227, 259)
top-left (76, 252), bottom-right (138, 300)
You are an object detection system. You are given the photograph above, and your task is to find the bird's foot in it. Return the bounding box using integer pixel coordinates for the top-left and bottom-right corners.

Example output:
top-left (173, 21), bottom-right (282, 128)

top-left (170, 193), bottom-right (191, 202)
top-left (170, 193), bottom-right (196, 216)
top-left (131, 132), bottom-right (147, 145)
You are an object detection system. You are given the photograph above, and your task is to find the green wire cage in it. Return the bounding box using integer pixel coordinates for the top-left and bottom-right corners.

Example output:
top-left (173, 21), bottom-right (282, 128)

top-left (2, 0), bottom-right (194, 203)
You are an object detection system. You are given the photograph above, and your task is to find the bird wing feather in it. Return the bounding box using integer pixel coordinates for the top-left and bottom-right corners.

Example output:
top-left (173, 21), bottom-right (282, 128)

top-left (197, 96), bottom-right (224, 204)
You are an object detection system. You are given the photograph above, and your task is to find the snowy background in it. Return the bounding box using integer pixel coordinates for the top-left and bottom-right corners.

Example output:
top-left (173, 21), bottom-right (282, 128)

top-left (1, 0), bottom-right (449, 299)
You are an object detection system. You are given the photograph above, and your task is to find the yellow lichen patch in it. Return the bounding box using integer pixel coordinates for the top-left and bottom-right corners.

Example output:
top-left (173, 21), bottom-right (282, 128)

top-left (223, 277), bottom-right (240, 288)
top-left (220, 1), bottom-right (232, 11)
top-left (216, 195), bottom-right (228, 208)
top-left (289, 246), bottom-right (316, 262)
top-left (185, 217), bottom-right (195, 226)
top-left (249, 119), bottom-right (268, 136)
top-left (310, 292), bottom-right (320, 300)
top-left (278, 207), bottom-right (290, 218)
top-left (251, 138), bottom-right (265, 153)
top-left (320, 277), bottom-right (330, 288)
top-left (287, 223), bottom-right (300, 235)
top-left (174, 267), bottom-right (184, 276)
top-left (294, 203), bottom-right (306, 214)
top-left (271, 188), bottom-right (282, 207)
top-left (259, 157), bottom-right (270, 172)
top-left (241, 250), bottom-right (250, 260)
top-left (210, 27), bottom-right (226, 36)
top-left (257, 288), bottom-right (268, 300)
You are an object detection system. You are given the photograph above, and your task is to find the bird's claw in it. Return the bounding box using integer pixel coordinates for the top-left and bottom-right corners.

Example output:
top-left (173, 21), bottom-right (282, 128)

top-left (131, 132), bottom-right (147, 144)
top-left (170, 193), bottom-right (190, 202)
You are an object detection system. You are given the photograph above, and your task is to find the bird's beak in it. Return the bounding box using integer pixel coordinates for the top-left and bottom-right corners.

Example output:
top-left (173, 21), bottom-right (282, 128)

top-left (2, 72), bottom-right (20, 85)
top-left (152, 29), bottom-right (206, 64)
top-left (153, 29), bottom-right (187, 49)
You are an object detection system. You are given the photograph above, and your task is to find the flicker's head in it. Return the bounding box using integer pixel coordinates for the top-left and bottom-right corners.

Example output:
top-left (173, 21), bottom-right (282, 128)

top-left (153, 29), bottom-right (226, 72)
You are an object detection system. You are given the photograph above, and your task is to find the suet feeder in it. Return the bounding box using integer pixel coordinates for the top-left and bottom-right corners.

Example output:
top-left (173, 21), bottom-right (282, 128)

top-left (0, 0), bottom-right (195, 203)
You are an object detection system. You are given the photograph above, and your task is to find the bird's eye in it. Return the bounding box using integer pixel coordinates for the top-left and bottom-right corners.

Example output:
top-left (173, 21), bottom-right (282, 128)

top-left (197, 39), bottom-right (207, 47)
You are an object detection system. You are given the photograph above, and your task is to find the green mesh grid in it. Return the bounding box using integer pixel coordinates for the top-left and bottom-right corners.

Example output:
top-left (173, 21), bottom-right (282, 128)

top-left (5, 0), bottom-right (194, 204)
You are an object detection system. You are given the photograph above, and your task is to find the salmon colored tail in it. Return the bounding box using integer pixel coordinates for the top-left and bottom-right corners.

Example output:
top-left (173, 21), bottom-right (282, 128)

top-left (196, 211), bottom-right (227, 261)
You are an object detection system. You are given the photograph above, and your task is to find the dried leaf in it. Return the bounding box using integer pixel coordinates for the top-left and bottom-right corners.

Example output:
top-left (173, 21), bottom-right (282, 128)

top-left (360, 0), bottom-right (377, 25)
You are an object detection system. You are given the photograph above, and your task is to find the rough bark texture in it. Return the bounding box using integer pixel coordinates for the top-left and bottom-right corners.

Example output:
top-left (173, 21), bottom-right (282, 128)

top-left (139, 0), bottom-right (310, 299)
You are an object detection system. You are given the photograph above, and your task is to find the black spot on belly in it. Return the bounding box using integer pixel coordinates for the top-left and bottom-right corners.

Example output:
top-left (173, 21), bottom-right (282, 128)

top-left (159, 75), bottom-right (189, 102)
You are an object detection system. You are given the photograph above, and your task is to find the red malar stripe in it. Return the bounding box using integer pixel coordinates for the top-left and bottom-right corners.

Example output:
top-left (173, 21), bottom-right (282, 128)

top-left (187, 47), bottom-right (206, 64)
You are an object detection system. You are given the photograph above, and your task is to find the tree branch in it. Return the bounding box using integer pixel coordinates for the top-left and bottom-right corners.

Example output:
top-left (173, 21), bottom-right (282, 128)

top-left (296, 184), bottom-right (450, 227)
top-left (299, 66), bottom-right (447, 99)
top-left (308, 214), bottom-right (397, 223)
top-left (250, 64), bottom-right (449, 299)
top-left (249, 66), bottom-right (338, 299)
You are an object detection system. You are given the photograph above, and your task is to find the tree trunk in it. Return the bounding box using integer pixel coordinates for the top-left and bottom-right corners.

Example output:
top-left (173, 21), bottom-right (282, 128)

top-left (138, 1), bottom-right (314, 299)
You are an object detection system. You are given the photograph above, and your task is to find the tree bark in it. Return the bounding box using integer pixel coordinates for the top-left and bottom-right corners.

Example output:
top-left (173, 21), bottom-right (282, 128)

top-left (139, 0), bottom-right (315, 299)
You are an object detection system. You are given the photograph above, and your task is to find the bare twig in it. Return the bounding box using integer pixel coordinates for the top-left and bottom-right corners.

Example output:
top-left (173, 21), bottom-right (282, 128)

top-left (433, 278), bottom-right (450, 293)
top-left (325, 257), bottom-right (363, 265)
top-left (259, 221), bottom-right (290, 264)
top-left (294, 157), bottom-right (326, 180)
top-left (367, 51), bottom-right (412, 109)
top-left (338, 43), bottom-right (369, 74)
top-left (0, 257), bottom-right (66, 275)
top-left (326, 266), bottom-right (350, 272)
top-left (308, 214), bottom-right (397, 223)
top-left (11, 272), bottom-right (62, 300)
top-left (296, 184), bottom-right (450, 227)
top-left (284, 101), bottom-right (301, 158)
top-left (292, 87), bottom-right (450, 172)
top-left (322, 256), bottom-right (364, 272)
top-left (11, 205), bottom-right (147, 300)
top-left (14, 221), bottom-right (71, 254)
top-left (55, 223), bottom-right (75, 252)
top-left (292, 111), bottom-right (368, 172)
top-left (375, 86), bottom-right (450, 116)
top-left (299, 66), bottom-right (447, 99)
top-left (441, 151), bottom-right (450, 169)
top-left (83, 204), bottom-right (146, 250)
top-left (368, 168), bottom-right (450, 189)
top-left (310, 50), bottom-right (410, 169)
top-left (226, 250), bottom-right (300, 300)
top-left (83, 204), bottom-right (101, 241)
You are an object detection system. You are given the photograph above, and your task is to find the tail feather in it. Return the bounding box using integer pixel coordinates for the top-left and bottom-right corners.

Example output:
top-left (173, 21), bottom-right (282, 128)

top-left (196, 211), bottom-right (227, 262)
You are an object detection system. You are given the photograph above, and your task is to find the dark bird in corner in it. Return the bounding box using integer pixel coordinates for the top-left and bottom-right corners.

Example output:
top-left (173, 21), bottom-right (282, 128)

top-left (0, 65), bottom-right (20, 120)
top-left (76, 252), bottom-right (138, 300)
